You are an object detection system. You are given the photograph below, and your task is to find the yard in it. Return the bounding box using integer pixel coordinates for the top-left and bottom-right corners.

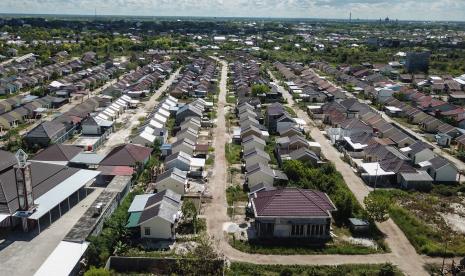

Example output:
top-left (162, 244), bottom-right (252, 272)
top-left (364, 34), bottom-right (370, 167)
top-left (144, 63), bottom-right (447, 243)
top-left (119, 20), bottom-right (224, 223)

top-left (373, 189), bottom-right (465, 256)
top-left (226, 185), bottom-right (249, 206)
top-left (228, 223), bottom-right (388, 255)
top-left (226, 262), bottom-right (402, 276)
top-left (225, 142), bottom-right (242, 164)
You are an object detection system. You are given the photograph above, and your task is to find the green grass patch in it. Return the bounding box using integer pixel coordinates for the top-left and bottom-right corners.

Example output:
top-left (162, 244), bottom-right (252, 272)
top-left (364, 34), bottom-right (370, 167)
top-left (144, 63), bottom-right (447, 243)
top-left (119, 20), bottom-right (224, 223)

top-left (227, 94), bottom-right (236, 104)
top-left (227, 262), bottom-right (402, 276)
top-left (206, 155), bottom-right (214, 166)
top-left (284, 105), bottom-right (297, 117)
top-left (264, 137), bottom-right (278, 165)
top-left (373, 190), bottom-right (465, 257)
top-left (389, 205), bottom-right (465, 256)
top-left (228, 236), bottom-right (385, 255)
top-left (225, 143), bottom-right (242, 164)
top-left (177, 218), bottom-right (207, 235)
top-left (226, 185), bottom-right (248, 205)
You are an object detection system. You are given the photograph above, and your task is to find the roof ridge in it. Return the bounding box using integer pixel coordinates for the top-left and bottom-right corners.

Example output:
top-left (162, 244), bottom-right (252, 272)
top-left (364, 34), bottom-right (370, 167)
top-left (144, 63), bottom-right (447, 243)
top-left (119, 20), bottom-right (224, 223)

top-left (297, 188), bottom-right (329, 214)
top-left (257, 189), bottom-right (280, 214)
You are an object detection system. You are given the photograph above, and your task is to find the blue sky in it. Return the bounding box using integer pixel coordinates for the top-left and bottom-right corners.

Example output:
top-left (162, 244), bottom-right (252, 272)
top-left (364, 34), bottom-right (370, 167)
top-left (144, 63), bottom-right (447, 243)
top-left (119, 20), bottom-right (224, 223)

top-left (1, 0), bottom-right (464, 21)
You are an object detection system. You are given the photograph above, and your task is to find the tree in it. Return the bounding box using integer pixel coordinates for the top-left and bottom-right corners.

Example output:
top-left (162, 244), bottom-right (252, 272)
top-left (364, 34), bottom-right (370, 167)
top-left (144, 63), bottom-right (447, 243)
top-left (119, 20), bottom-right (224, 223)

top-left (379, 263), bottom-right (395, 276)
top-left (251, 84), bottom-right (270, 96)
top-left (364, 193), bottom-right (391, 222)
top-left (182, 199), bottom-right (198, 234)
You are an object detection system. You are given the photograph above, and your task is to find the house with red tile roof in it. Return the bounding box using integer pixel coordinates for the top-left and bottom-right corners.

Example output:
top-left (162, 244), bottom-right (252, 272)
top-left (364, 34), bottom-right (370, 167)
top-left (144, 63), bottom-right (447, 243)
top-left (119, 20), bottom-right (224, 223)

top-left (249, 188), bottom-right (336, 239)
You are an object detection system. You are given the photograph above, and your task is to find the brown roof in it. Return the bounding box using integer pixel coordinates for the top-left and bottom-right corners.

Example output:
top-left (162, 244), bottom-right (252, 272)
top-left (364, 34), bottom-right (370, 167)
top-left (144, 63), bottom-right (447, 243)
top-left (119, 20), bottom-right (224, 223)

top-left (252, 188), bottom-right (336, 217)
top-left (195, 144), bottom-right (209, 152)
top-left (0, 150), bottom-right (16, 172)
top-left (32, 144), bottom-right (82, 162)
top-left (100, 144), bottom-right (153, 167)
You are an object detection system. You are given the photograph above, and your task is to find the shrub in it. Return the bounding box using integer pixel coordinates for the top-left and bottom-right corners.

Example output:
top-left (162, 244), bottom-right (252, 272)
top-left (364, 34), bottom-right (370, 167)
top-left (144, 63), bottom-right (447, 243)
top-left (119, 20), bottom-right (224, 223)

top-left (226, 185), bottom-right (248, 205)
top-left (282, 160), bottom-right (364, 221)
top-left (84, 267), bottom-right (110, 276)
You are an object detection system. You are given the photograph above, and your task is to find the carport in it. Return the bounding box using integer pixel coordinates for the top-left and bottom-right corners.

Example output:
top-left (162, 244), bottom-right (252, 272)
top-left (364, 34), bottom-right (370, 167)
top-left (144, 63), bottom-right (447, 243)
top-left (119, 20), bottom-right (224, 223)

top-left (17, 170), bottom-right (100, 233)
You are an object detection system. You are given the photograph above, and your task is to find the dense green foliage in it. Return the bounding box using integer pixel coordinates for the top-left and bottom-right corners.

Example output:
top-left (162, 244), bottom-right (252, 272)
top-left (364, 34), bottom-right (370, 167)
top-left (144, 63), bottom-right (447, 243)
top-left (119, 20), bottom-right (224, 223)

top-left (227, 262), bottom-right (401, 276)
top-left (282, 160), bottom-right (365, 222)
top-left (83, 267), bottom-right (111, 276)
top-left (251, 84), bottom-right (271, 96)
top-left (225, 143), bottom-right (242, 164)
top-left (372, 190), bottom-right (465, 256)
top-left (86, 189), bottom-right (140, 267)
top-left (181, 200), bottom-right (198, 234)
top-left (226, 185), bottom-right (249, 205)
top-left (229, 237), bottom-right (383, 255)
top-left (364, 193), bottom-right (391, 222)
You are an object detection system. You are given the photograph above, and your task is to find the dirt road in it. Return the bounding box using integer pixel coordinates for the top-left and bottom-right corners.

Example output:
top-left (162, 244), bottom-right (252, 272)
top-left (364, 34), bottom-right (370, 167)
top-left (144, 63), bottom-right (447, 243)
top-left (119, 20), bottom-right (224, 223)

top-left (204, 59), bottom-right (430, 276)
top-left (268, 70), bottom-right (428, 275)
top-left (98, 68), bottom-right (181, 154)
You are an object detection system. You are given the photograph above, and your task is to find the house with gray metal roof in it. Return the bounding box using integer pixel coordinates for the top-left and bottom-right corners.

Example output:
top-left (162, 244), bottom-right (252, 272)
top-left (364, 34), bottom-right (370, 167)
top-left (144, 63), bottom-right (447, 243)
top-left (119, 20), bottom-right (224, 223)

top-left (0, 150), bottom-right (99, 232)
top-left (154, 168), bottom-right (188, 195)
top-left (126, 189), bottom-right (181, 240)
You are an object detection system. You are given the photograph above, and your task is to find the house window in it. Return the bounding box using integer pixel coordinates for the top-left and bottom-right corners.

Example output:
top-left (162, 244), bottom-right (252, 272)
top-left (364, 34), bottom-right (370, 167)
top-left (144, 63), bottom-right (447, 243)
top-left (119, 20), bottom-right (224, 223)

top-left (291, 224), bottom-right (304, 236)
top-left (144, 227), bottom-right (151, 236)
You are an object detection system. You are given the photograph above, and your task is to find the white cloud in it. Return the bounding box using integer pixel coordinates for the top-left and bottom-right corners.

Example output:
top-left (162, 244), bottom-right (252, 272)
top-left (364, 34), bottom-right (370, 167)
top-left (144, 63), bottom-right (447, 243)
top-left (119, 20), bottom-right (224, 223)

top-left (0, 0), bottom-right (464, 21)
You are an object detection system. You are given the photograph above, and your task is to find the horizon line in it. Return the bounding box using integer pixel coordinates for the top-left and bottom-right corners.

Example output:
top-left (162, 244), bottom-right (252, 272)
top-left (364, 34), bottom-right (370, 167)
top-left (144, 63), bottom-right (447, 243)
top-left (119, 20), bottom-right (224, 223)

top-left (0, 12), bottom-right (464, 23)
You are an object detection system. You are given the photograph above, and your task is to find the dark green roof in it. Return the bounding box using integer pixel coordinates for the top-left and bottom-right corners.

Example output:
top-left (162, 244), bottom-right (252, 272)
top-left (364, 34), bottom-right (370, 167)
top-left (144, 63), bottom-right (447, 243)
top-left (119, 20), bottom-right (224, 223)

top-left (126, 212), bottom-right (142, 228)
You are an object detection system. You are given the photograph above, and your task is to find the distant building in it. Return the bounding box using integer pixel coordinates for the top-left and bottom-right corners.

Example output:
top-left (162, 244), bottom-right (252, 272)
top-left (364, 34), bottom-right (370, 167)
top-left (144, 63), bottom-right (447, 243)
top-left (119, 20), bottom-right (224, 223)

top-left (405, 51), bottom-right (430, 73)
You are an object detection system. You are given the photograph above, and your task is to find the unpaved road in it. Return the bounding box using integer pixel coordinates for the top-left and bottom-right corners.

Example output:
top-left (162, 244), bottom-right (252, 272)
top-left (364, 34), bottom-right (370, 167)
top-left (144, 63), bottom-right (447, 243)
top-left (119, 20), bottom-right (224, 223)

top-left (269, 70), bottom-right (428, 275)
top-left (98, 68), bottom-right (181, 154)
top-left (204, 58), bottom-right (430, 276)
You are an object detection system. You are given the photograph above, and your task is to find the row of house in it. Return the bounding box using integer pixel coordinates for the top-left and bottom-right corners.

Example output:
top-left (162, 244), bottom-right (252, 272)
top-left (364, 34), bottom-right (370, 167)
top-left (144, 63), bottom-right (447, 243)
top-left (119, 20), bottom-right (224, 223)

top-left (0, 95), bottom-right (54, 132)
top-left (48, 62), bottom-right (118, 97)
top-left (125, 82), bottom-right (217, 240)
top-left (274, 61), bottom-right (346, 103)
top-left (0, 57), bottom-right (86, 96)
top-left (314, 62), bottom-right (465, 148)
top-left (106, 59), bottom-right (174, 99)
top-left (229, 68), bottom-right (335, 241)
top-left (24, 96), bottom-right (109, 148)
top-left (162, 99), bottom-right (213, 181)
top-left (318, 98), bottom-right (458, 189)
top-left (170, 58), bottom-right (217, 98)
top-left (132, 96), bottom-right (178, 147)
top-left (275, 61), bottom-right (459, 190)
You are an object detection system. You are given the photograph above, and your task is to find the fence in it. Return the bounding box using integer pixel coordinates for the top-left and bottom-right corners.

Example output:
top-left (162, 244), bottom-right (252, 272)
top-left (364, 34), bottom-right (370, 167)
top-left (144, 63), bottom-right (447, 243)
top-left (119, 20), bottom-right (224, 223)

top-left (106, 256), bottom-right (224, 275)
top-left (53, 124), bottom-right (77, 144)
top-left (92, 128), bottom-right (113, 151)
